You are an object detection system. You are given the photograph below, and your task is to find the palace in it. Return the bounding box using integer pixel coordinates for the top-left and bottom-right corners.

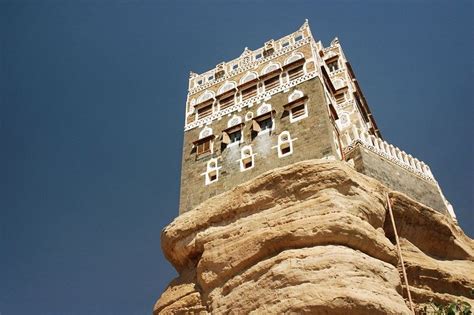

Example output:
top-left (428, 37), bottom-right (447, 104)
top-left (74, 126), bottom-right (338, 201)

top-left (178, 20), bottom-right (456, 220)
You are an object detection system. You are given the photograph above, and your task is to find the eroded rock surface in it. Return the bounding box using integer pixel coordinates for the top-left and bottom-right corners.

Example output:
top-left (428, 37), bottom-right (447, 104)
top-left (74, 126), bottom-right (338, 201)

top-left (154, 160), bottom-right (473, 314)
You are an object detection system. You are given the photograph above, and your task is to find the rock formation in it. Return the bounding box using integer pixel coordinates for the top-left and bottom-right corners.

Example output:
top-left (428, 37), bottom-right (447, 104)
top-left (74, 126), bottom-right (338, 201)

top-left (154, 159), bottom-right (473, 314)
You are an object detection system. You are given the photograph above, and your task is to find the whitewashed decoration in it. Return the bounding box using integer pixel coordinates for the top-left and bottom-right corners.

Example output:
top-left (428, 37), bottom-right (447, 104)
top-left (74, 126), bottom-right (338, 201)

top-left (261, 62), bottom-right (280, 75)
top-left (288, 90), bottom-right (304, 102)
top-left (333, 78), bottom-right (345, 90)
top-left (199, 127), bottom-right (213, 139)
top-left (257, 103), bottom-right (272, 116)
top-left (228, 115), bottom-right (242, 128)
top-left (218, 81), bottom-right (236, 95)
top-left (284, 52), bottom-right (304, 65)
top-left (197, 90), bottom-right (214, 103)
top-left (240, 72), bottom-right (257, 84)
top-left (339, 112), bottom-right (350, 128)
top-left (245, 112), bottom-right (254, 121)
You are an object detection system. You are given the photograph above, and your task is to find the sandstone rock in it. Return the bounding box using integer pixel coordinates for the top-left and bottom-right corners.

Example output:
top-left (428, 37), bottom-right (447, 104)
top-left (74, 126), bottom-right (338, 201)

top-left (154, 159), bottom-right (473, 314)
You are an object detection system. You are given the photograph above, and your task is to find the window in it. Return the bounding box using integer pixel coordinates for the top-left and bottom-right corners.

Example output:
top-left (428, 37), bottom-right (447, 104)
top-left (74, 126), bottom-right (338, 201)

top-left (219, 94), bottom-right (234, 110)
top-left (291, 104), bottom-right (306, 119)
top-left (282, 41), bottom-right (290, 48)
top-left (232, 64), bottom-right (238, 70)
top-left (241, 85), bottom-right (258, 101)
top-left (222, 123), bottom-right (243, 147)
top-left (203, 159), bottom-right (220, 185)
top-left (264, 75), bottom-right (280, 91)
top-left (196, 139), bottom-right (211, 155)
top-left (327, 59), bottom-right (339, 72)
top-left (197, 104), bottom-right (213, 119)
top-left (335, 93), bottom-right (345, 104)
top-left (259, 117), bottom-right (273, 131)
top-left (277, 131), bottom-right (295, 158)
top-left (295, 35), bottom-right (303, 42)
top-left (194, 129), bottom-right (214, 156)
top-left (255, 53), bottom-right (262, 60)
top-left (229, 130), bottom-right (242, 143)
top-left (208, 76), bottom-right (214, 81)
top-left (284, 93), bottom-right (308, 123)
top-left (288, 65), bottom-right (304, 80)
top-left (239, 146), bottom-right (254, 171)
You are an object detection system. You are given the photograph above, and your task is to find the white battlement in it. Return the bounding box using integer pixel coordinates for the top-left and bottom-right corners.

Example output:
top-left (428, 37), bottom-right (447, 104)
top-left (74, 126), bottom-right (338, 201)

top-left (341, 126), bottom-right (435, 182)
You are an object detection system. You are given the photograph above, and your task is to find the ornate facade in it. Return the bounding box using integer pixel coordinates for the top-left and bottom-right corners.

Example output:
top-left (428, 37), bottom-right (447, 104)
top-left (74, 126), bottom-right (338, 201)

top-left (178, 20), bottom-right (456, 220)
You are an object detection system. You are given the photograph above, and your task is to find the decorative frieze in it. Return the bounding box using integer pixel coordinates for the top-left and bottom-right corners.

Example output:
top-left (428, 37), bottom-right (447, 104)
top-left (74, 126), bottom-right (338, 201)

top-left (184, 71), bottom-right (319, 131)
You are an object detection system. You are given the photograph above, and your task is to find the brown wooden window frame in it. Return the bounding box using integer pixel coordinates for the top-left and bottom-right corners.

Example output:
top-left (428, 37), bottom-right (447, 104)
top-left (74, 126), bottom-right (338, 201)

top-left (193, 135), bottom-right (215, 156)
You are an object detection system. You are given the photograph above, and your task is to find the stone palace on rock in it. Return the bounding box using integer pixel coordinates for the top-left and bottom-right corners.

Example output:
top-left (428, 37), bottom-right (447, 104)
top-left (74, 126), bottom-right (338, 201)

top-left (178, 20), bottom-right (456, 221)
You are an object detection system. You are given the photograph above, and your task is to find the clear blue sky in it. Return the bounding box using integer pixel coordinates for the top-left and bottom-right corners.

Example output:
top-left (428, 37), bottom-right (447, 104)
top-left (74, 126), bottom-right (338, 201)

top-left (1, 1), bottom-right (472, 314)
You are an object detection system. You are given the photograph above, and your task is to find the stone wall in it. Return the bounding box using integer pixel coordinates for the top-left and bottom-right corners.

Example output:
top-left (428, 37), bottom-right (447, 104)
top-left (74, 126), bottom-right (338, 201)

top-left (179, 77), bottom-right (339, 214)
top-left (347, 145), bottom-right (448, 214)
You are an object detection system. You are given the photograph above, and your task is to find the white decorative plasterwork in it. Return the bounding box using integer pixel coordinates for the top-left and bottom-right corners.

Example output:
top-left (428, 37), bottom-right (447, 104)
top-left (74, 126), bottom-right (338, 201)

top-left (197, 90), bottom-right (214, 103)
top-left (188, 36), bottom-right (312, 95)
top-left (261, 62), bottom-right (280, 75)
top-left (256, 103), bottom-right (272, 116)
top-left (288, 90), bottom-right (304, 102)
top-left (342, 128), bottom-right (435, 182)
top-left (284, 52), bottom-right (304, 65)
top-left (240, 72), bottom-right (258, 84)
top-left (185, 70), bottom-right (318, 131)
top-left (199, 126), bottom-right (213, 139)
top-left (218, 81), bottom-right (236, 95)
top-left (227, 115), bottom-right (242, 128)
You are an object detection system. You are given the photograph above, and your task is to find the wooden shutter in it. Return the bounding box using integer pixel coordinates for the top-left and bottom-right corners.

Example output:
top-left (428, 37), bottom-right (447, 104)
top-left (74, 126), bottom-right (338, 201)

top-left (222, 132), bottom-right (230, 144)
top-left (252, 119), bottom-right (261, 132)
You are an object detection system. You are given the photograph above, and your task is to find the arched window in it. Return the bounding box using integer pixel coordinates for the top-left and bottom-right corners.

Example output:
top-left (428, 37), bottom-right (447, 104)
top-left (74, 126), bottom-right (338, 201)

top-left (203, 158), bottom-right (220, 185)
top-left (277, 131), bottom-right (295, 157)
top-left (286, 90), bottom-right (308, 122)
top-left (239, 145), bottom-right (255, 171)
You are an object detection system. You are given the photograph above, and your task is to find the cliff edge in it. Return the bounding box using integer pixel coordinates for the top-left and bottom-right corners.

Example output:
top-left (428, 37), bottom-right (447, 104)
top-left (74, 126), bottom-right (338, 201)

top-left (154, 159), bottom-right (473, 314)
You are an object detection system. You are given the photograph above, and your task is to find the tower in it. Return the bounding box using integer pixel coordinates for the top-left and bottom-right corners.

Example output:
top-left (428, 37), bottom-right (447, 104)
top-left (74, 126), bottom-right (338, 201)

top-left (178, 21), bottom-right (456, 221)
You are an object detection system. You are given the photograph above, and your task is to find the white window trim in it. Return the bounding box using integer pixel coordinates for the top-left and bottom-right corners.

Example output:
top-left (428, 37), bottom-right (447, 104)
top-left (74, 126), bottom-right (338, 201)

top-left (201, 158), bottom-right (221, 185)
top-left (273, 131), bottom-right (297, 158)
top-left (289, 102), bottom-right (308, 123)
top-left (238, 146), bottom-right (256, 172)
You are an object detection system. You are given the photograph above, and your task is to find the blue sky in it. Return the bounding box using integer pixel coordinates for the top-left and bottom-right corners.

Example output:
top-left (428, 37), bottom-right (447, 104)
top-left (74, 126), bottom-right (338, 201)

top-left (1, 1), bottom-right (472, 314)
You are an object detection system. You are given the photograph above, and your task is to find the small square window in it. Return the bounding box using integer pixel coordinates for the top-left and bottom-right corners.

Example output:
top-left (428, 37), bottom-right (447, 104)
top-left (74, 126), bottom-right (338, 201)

top-left (197, 80), bottom-right (203, 85)
top-left (209, 173), bottom-right (217, 182)
top-left (255, 53), bottom-right (262, 60)
top-left (232, 64), bottom-right (239, 70)
top-left (291, 104), bottom-right (306, 118)
top-left (295, 35), bottom-right (303, 42)
top-left (208, 76), bottom-right (214, 81)
top-left (281, 146), bottom-right (291, 155)
top-left (282, 42), bottom-right (290, 48)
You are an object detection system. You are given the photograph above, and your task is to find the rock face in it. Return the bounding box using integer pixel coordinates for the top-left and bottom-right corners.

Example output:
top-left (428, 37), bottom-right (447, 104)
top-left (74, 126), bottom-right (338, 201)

top-left (154, 160), bottom-right (474, 314)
